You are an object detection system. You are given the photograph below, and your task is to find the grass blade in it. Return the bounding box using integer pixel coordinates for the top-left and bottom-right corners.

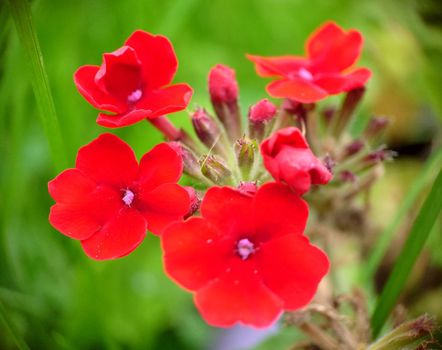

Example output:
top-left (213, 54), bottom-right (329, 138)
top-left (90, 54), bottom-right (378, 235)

top-left (371, 165), bottom-right (442, 338)
top-left (8, 0), bottom-right (67, 171)
top-left (361, 147), bottom-right (442, 284)
top-left (0, 299), bottom-right (30, 350)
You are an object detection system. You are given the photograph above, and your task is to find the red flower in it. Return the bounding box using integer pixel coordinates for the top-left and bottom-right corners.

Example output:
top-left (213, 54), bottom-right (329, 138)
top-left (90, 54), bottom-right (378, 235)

top-left (247, 21), bottom-right (371, 103)
top-left (48, 133), bottom-right (190, 260)
top-left (261, 127), bottom-right (332, 195)
top-left (74, 30), bottom-right (193, 128)
top-left (161, 183), bottom-right (329, 327)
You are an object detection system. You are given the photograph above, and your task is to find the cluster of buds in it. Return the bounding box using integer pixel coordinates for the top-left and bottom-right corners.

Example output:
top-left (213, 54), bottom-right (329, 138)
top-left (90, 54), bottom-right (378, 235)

top-left (170, 65), bottom-right (281, 190)
top-left (47, 22), bottom-right (398, 330)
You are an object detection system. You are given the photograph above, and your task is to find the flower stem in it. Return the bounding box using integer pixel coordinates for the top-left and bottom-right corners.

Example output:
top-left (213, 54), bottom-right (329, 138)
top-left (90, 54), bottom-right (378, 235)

top-left (8, 0), bottom-right (67, 172)
top-left (149, 116), bottom-right (199, 152)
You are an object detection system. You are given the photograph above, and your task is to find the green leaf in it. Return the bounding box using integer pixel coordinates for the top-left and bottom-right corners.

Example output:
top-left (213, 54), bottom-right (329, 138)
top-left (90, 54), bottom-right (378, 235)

top-left (361, 147), bottom-right (442, 284)
top-left (8, 0), bottom-right (67, 171)
top-left (371, 165), bottom-right (442, 338)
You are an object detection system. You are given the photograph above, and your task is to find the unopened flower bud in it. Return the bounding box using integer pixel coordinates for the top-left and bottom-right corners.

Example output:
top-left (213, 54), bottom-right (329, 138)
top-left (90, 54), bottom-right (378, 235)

top-left (333, 87), bottom-right (365, 137)
top-left (208, 64), bottom-right (238, 103)
top-left (282, 99), bottom-right (302, 115)
top-left (234, 136), bottom-right (256, 175)
top-left (248, 99), bottom-right (277, 140)
top-left (184, 186), bottom-right (201, 218)
top-left (340, 170), bottom-right (357, 183)
top-left (168, 142), bottom-right (202, 180)
top-left (208, 64), bottom-right (241, 141)
top-left (345, 140), bottom-right (365, 157)
top-left (364, 115), bottom-right (390, 140)
top-left (355, 148), bottom-right (397, 174)
top-left (191, 108), bottom-right (222, 151)
top-left (321, 106), bottom-right (336, 125)
top-left (370, 315), bottom-right (435, 350)
top-left (238, 181), bottom-right (258, 196)
top-left (249, 99), bottom-right (277, 123)
top-left (365, 148), bottom-right (397, 164)
top-left (199, 154), bottom-right (232, 184)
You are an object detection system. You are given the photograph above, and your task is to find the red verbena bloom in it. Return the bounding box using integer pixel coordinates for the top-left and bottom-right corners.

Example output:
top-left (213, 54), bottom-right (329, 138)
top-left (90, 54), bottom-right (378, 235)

top-left (74, 30), bottom-right (193, 128)
top-left (261, 127), bottom-right (332, 195)
top-left (48, 133), bottom-right (190, 260)
top-left (161, 183), bottom-right (329, 327)
top-left (247, 21), bottom-right (371, 103)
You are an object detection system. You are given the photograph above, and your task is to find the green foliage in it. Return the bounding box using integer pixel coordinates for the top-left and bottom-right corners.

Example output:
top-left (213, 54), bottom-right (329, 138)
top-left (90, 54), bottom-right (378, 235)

top-left (371, 167), bottom-right (442, 337)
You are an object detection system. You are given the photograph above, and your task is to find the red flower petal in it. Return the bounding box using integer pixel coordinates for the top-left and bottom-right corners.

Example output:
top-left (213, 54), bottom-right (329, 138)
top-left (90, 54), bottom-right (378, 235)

top-left (313, 74), bottom-right (349, 94)
top-left (267, 78), bottom-right (327, 103)
top-left (261, 126), bottom-right (308, 155)
top-left (76, 133), bottom-right (138, 188)
top-left (137, 143), bottom-right (183, 191)
top-left (74, 65), bottom-right (126, 113)
top-left (138, 183), bottom-right (190, 235)
top-left (342, 68), bottom-right (372, 91)
top-left (96, 109), bottom-right (152, 128)
top-left (138, 83), bottom-right (193, 119)
top-left (257, 234), bottom-right (329, 309)
top-left (81, 207), bottom-right (147, 260)
top-left (253, 182), bottom-right (308, 240)
top-left (162, 217), bottom-right (233, 290)
top-left (125, 30), bottom-right (178, 89)
top-left (48, 169), bottom-right (96, 203)
top-left (194, 259), bottom-right (282, 327)
top-left (314, 67), bottom-right (371, 93)
top-left (261, 128), bottom-right (332, 194)
top-left (246, 54), bottom-right (308, 78)
top-left (201, 187), bottom-right (255, 238)
top-left (95, 46), bottom-right (142, 101)
top-left (49, 185), bottom-right (121, 240)
top-left (306, 21), bottom-right (363, 73)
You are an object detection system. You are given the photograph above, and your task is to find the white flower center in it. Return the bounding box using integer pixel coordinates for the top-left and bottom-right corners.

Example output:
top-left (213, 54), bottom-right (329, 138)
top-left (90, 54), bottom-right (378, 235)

top-left (127, 89), bottom-right (142, 104)
top-left (298, 68), bottom-right (313, 81)
top-left (122, 189), bottom-right (135, 206)
top-left (237, 238), bottom-right (255, 260)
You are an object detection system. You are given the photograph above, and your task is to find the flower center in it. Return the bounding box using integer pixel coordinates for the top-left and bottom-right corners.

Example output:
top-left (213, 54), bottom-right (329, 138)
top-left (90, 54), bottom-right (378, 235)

top-left (122, 189), bottom-right (135, 206)
top-left (127, 89), bottom-right (142, 104)
top-left (236, 238), bottom-right (255, 260)
top-left (298, 67), bottom-right (313, 81)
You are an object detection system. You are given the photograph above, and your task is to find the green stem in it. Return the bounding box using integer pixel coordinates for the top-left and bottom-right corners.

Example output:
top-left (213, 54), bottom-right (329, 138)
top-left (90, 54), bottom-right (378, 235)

top-left (8, 0), bottom-right (67, 172)
top-left (371, 165), bottom-right (442, 338)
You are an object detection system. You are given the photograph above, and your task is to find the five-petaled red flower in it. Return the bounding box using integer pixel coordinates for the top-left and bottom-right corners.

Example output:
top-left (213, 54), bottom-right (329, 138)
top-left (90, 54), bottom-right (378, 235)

top-left (48, 133), bottom-right (190, 260)
top-left (247, 21), bottom-right (371, 103)
top-left (261, 127), bottom-right (332, 195)
top-left (74, 30), bottom-right (193, 128)
top-left (161, 183), bottom-right (329, 327)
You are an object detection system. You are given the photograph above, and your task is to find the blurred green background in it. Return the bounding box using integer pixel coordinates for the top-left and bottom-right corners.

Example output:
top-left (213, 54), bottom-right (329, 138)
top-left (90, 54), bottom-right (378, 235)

top-left (1, 0), bottom-right (441, 349)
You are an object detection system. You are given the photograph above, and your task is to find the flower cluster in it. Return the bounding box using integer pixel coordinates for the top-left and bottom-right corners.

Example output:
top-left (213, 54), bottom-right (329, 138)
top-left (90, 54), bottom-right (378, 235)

top-left (48, 22), bottom-right (391, 327)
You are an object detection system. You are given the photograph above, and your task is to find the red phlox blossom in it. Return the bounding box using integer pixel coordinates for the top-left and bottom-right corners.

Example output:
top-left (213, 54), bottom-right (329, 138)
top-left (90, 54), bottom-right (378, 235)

top-left (74, 30), bottom-right (193, 128)
top-left (247, 21), bottom-right (371, 103)
top-left (48, 133), bottom-right (190, 260)
top-left (261, 127), bottom-right (332, 195)
top-left (161, 183), bottom-right (329, 327)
